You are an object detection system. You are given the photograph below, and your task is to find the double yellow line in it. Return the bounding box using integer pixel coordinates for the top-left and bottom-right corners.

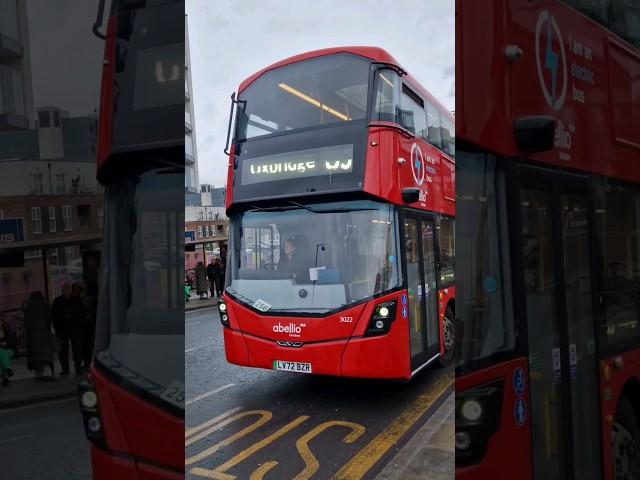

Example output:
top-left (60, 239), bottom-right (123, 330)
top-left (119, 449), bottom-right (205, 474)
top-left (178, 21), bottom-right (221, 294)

top-left (333, 371), bottom-right (453, 480)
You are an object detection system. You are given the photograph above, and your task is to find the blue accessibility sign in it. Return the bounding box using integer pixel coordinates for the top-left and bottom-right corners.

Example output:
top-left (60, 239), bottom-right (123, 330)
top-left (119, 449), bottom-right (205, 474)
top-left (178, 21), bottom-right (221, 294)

top-left (514, 398), bottom-right (527, 426)
top-left (513, 367), bottom-right (525, 397)
top-left (401, 306), bottom-right (407, 318)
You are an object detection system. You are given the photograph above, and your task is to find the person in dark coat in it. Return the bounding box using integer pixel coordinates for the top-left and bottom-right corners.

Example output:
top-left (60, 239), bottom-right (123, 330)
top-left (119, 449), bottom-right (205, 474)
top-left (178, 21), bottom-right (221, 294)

top-left (24, 291), bottom-right (55, 380)
top-left (206, 260), bottom-right (217, 297)
top-left (195, 261), bottom-right (208, 299)
top-left (51, 283), bottom-right (84, 375)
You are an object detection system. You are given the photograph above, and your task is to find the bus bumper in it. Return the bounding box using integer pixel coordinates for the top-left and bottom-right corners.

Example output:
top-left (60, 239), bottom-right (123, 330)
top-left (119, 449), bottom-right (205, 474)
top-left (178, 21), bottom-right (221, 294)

top-left (91, 446), bottom-right (184, 480)
top-left (223, 327), bottom-right (411, 380)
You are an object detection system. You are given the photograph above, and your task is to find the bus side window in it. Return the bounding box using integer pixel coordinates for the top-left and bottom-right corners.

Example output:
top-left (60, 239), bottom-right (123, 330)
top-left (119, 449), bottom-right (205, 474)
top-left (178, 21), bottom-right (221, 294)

top-left (400, 84), bottom-right (428, 139)
top-left (426, 101), bottom-right (442, 149)
top-left (441, 116), bottom-right (455, 157)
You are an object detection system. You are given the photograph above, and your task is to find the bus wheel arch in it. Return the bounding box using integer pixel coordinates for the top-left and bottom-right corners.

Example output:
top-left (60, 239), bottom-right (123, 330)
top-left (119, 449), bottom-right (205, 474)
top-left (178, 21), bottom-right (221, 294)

top-left (613, 381), bottom-right (640, 479)
top-left (438, 301), bottom-right (455, 367)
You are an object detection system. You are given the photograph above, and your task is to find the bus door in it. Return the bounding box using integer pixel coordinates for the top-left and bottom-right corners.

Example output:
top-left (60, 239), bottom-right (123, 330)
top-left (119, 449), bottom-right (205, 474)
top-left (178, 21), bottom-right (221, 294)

top-left (516, 168), bottom-right (602, 480)
top-left (403, 211), bottom-right (440, 372)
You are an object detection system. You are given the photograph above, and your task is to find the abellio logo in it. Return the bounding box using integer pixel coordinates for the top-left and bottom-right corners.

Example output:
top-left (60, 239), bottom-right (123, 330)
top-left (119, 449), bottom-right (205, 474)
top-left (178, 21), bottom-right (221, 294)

top-left (410, 143), bottom-right (425, 186)
top-left (535, 10), bottom-right (567, 111)
top-left (273, 322), bottom-right (306, 337)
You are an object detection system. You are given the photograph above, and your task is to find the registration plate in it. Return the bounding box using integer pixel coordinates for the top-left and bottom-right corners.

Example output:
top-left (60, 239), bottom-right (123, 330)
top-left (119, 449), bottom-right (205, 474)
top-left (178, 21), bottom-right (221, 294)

top-left (272, 360), bottom-right (312, 374)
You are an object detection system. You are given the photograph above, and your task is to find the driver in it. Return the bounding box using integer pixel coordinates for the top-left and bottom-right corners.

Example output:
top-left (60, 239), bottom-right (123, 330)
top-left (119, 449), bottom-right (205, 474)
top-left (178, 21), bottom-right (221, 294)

top-left (278, 237), bottom-right (310, 283)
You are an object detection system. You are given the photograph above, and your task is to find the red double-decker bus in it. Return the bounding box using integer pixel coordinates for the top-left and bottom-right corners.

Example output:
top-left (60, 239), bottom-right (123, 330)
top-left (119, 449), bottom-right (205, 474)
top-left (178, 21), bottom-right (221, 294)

top-left (219, 47), bottom-right (455, 380)
top-left (78, 1), bottom-right (184, 479)
top-left (456, 1), bottom-right (640, 479)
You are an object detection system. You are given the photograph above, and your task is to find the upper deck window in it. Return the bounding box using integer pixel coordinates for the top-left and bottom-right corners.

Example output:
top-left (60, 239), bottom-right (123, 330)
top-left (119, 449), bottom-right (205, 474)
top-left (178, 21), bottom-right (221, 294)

top-left (235, 54), bottom-right (370, 141)
top-left (563, 0), bottom-right (640, 47)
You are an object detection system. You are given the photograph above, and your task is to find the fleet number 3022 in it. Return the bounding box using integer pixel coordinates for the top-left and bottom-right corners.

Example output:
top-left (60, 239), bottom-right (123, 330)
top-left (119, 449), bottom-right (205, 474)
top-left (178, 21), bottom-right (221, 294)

top-left (339, 317), bottom-right (353, 323)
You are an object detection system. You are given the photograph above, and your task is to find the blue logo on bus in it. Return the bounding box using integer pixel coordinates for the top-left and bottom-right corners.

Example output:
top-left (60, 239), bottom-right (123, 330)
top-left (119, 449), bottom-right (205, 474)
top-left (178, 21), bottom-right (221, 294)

top-left (401, 306), bottom-right (407, 318)
top-left (513, 367), bottom-right (525, 397)
top-left (514, 398), bottom-right (527, 426)
top-left (401, 293), bottom-right (407, 306)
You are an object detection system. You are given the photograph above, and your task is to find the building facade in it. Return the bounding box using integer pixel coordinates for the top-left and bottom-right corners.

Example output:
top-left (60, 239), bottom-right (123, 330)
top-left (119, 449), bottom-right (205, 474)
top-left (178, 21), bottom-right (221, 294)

top-left (185, 14), bottom-right (199, 193)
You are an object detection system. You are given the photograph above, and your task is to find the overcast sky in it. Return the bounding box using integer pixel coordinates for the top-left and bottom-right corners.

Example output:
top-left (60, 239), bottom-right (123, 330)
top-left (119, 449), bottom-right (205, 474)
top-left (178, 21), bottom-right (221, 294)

top-left (186, 0), bottom-right (454, 187)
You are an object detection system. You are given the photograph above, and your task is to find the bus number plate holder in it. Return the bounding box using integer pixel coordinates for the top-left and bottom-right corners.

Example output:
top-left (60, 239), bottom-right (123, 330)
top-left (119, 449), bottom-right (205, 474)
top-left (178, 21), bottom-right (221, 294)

top-left (273, 360), bottom-right (312, 374)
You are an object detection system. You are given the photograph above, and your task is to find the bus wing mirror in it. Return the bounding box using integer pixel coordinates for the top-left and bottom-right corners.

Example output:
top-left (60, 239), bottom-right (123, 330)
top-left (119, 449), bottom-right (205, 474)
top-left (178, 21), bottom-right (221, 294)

top-left (402, 188), bottom-right (420, 203)
top-left (513, 116), bottom-right (556, 153)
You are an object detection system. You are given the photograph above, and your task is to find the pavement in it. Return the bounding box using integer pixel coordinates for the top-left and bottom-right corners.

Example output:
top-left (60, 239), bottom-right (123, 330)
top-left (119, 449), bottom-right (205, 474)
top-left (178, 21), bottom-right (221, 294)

top-left (185, 290), bottom-right (220, 311)
top-left (0, 397), bottom-right (91, 480)
top-left (0, 356), bottom-right (84, 410)
top-left (185, 307), bottom-right (453, 480)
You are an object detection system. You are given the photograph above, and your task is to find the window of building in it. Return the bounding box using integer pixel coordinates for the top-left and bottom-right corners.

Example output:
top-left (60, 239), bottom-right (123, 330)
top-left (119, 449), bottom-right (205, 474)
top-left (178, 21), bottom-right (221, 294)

top-left (49, 206), bottom-right (56, 232)
top-left (63, 205), bottom-right (73, 231)
top-left (32, 173), bottom-right (44, 194)
top-left (198, 211), bottom-right (204, 220)
top-left (56, 173), bottom-right (65, 193)
top-left (38, 111), bottom-right (50, 128)
top-left (65, 246), bottom-right (76, 259)
top-left (31, 207), bottom-right (42, 234)
top-left (77, 205), bottom-right (90, 230)
top-left (198, 225), bottom-right (203, 237)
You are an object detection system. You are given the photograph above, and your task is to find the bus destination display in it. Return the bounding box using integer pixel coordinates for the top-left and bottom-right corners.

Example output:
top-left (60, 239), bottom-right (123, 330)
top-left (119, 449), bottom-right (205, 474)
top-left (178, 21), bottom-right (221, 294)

top-left (240, 144), bottom-right (353, 185)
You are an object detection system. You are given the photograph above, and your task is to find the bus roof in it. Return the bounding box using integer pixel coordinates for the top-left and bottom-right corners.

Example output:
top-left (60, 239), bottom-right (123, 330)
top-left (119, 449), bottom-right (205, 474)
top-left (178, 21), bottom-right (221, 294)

top-left (237, 46), bottom-right (453, 123)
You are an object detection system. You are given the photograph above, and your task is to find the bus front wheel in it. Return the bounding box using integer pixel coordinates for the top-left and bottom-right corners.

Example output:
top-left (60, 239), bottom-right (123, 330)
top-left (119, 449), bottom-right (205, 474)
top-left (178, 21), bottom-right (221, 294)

top-left (613, 394), bottom-right (640, 480)
top-left (438, 305), bottom-right (455, 367)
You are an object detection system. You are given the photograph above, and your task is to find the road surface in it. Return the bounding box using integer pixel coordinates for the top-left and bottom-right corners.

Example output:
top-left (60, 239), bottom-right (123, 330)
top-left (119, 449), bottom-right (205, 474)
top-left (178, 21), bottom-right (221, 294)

top-left (186, 307), bottom-right (453, 480)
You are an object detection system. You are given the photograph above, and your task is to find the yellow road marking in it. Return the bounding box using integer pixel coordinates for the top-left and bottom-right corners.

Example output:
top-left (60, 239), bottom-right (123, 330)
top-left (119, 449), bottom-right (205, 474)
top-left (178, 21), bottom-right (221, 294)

top-left (249, 461), bottom-right (279, 480)
top-left (191, 415), bottom-right (310, 480)
top-left (186, 407), bottom-right (243, 439)
top-left (333, 372), bottom-right (452, 480)
top-left (186, 410), bottom-right (273, 465)
top-left (293, 421), bottom-right (366, 480)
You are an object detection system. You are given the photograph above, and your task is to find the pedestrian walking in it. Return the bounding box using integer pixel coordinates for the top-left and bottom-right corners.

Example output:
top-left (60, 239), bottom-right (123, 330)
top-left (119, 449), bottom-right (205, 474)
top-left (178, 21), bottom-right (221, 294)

top-left (195, 261), bottom-right (208, 299)
top-left (51, 284), bottom-right (84, 375)
top-left (24, 291), bottom-right (55, 380)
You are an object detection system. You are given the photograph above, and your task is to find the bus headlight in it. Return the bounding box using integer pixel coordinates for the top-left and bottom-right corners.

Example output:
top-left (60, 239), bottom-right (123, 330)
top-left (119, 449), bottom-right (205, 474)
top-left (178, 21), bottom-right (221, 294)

top-left (455, 431), bottom-right (471, 450)
top-left (460, 399), bottom-right (483, 422)
top-left (365, 300), bottom-right (397, 336)
top-left (87, 416), bottom-right (102, 433)
top-left (80, 390), bottom-right (98, 409)
top-left (219, 302), bottom-right (227, 312)
top-left (78, 380), bottom-right (106, 447)
top-left (455, 379), bottom-right (504, 467)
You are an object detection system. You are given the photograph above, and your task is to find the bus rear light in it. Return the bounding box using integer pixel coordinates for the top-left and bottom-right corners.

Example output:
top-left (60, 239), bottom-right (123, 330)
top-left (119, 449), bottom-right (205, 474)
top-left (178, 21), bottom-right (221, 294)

top-left (365, 300), bottom-right (397, 336)
top-left (455, 379), bottom-right (503, 466)
top-left (78, 381), bottom-right (106, 447)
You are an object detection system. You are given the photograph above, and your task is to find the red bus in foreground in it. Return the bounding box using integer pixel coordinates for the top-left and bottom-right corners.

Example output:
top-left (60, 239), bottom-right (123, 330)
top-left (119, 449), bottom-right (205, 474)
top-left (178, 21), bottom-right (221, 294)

top-left (78, 1), bottom-right (184, 479)
top-left (220, 47), bottom-right (456, 380)
top-left (456, 1), bottom-right (640, 479)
